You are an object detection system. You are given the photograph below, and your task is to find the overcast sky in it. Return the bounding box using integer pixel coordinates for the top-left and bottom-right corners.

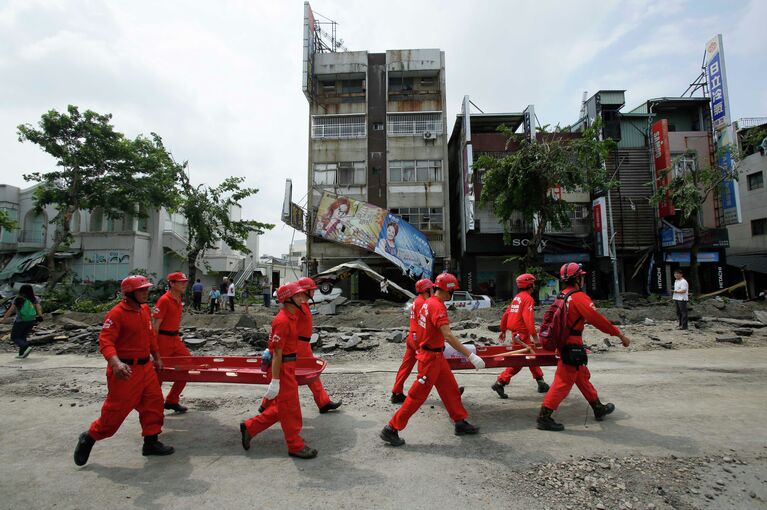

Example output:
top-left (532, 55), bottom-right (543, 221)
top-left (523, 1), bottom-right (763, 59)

top-left (1, 0), bottom-right (763, 258)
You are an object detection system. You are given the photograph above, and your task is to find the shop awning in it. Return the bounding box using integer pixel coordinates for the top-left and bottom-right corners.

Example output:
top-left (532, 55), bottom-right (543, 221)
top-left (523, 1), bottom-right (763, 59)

top-left (727, 254), bottom-right (767, 274)
top-left (0, 250), bottom-right (47, 281)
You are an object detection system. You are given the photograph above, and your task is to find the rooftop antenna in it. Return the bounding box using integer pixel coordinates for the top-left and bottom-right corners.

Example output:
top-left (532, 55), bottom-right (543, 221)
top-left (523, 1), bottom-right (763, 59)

top-left (312, 9), bottom-right (348, 52)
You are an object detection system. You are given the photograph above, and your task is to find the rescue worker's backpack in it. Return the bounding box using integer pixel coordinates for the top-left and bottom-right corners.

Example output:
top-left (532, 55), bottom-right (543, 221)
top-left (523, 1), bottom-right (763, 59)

top-left (17, 298), bottom-right (37, 322)
top-left (539, 290), bottom-right (581, 351)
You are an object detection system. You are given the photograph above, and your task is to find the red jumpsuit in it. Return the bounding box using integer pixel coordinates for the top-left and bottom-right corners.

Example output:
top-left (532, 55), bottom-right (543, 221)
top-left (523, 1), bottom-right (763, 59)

top-left (152, 291), bottom-right (191, 405)
top-left (243, 308), bottom-right (306, 453)
top-left (496, 292), bottom-right (543, 384)
top-left (297, 302), bottom-right (331, 409)
top-left (87, 301), bottom-right (165, 440)
top-left (391, 295), bottom-right (427, 394)
top-left (542, 287), bottom-right (622, 410)
top-left (389, 296), bottom-right (468, 431)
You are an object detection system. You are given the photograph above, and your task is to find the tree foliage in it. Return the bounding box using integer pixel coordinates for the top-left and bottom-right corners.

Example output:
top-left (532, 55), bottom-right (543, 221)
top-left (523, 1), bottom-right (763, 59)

top-left (17, 105), bottom-right (186, 288)
top-left (179, 176), bottom-right (274, 283)
top-left (476, 120), bottom-right (616, 270)
top-left (0, 210), bottom-right (16, 232)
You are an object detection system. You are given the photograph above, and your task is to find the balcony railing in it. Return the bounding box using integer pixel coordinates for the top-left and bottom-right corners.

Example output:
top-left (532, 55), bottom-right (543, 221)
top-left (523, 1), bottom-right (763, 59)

top-left (387, 112), bottom-right (443, 137)
top-left (311, 114), bottom-right (366, 139)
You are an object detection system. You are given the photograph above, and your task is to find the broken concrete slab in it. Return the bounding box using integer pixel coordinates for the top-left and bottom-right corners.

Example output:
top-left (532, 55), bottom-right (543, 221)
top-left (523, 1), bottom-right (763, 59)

top-left (754, 310), bottom-right (767, 324)
top-left (387, 331), bottom-right (404, 343)
top-left (715, 335), bottom-right (743, 344)
top-left (310, 333), bottom-right (320, 347)
top-left (58, 318), bottom-right (91, 330)
top-left (319, 303), bottom-right (337, 315)
top-left (732, 328), bottom-right (753, 337)
top-left (343, 335), bottom-right (362, 350)
top-left (183, 337), bottom-right (207, 348)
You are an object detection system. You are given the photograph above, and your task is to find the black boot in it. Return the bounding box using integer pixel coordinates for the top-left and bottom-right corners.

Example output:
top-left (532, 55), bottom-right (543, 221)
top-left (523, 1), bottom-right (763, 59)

top-left (380, 425), bottom-right (405, 446)
top-left (537, 406), bottom-right (564, 431)
top-left (491, 381), bottom-right (508, 399)
top-left (239, 422), bottom-right (251, 451)
top-left (390, 392), bottom-right (406, 404)
top-left (74, 432), bottom-right (95, 466)
top-left (164, 402), bottom-right (188, 414)
top-left (459, 386), bottom-right (465, 395)
top-left (536, 378), bottom-right (550, 393)
top-left (257, 405), bottom-right (265, 413)
top-left (289, 446), bottom-right (318, 459)
top-left (590, 399), bottom-right (615, 421)
top-left (454, 420), bottom-right (480, 435)
top-left (142, 435), bottom-right (175, 456)
top-left (319, 400), bottom-right (343, 414)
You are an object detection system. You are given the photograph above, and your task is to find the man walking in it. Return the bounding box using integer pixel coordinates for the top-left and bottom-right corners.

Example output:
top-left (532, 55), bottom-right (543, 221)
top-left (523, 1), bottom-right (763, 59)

top-left (672, 270), bottom-right (689, 330)
top-left (262, 279), bottom-right (272, 308)
top-left (227, 280), bottom-right (236, 312)
top-left (191, 279), bottom-right (204, 311)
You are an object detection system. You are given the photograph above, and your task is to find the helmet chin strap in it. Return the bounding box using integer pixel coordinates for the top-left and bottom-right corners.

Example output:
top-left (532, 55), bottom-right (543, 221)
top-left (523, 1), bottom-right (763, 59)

top-left (125, 291), bottom-right (144, 305)
top-left (288, 298), bottom-right (305, 314)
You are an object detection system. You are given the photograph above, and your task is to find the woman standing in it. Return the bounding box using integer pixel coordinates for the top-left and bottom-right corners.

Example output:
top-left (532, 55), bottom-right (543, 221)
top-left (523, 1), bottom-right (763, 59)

top-left (1, 284), bottom-right (43, 358)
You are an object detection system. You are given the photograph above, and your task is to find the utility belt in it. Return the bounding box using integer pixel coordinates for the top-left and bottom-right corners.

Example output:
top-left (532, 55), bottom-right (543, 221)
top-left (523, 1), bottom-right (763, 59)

top-left (421, 345), bottom-right (445, 353)
top-left (560, 344), bottom-right (588, 368)
top-left (298, 336), bottom-right (311, 342)
top-left (568, 330), bottom-right (582, 337)
top-left (158, 329), bottom-right (180, 337)
top-left (281, 353), bottom-right (297, 362)
top-left (119, 356), bottom-right (151, 365)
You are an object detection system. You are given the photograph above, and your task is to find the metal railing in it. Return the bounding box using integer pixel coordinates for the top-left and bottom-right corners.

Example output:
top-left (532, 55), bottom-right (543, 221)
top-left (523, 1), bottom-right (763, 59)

top-left (387, 112), bottom-right (443, 137)
top-left (736, 117), bottom-right (767, 129)
top-left (311, 114), bottom-right (366, 139)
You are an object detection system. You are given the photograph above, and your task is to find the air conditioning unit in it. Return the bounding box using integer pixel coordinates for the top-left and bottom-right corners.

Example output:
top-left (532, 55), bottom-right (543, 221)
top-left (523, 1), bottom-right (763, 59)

top-left (423, 131), bottom-right (434, 140)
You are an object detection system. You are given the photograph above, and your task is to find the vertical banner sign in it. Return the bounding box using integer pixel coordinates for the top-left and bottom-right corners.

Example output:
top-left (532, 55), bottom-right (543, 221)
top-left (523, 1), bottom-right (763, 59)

top-left (592, 197), bottom-right (609, 257)
top-left (462, 95), bottom-right (475, 233)
top-left (302, 3), bottom-right (316, 100)
top-left (651, 119), bottom-right (674, 217)
top-left (705, 34), bottom-right (741, 225)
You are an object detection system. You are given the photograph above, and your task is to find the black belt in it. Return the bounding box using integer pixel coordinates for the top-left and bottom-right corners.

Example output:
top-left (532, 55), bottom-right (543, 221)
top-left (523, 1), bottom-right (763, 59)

top-left (119, 356), bottom-right (150, 365)
top-left (159, 329), bottom-right (180, 336)
top-left (298, 336), bottom-right (311, 342)
top-left (569, 330), bottom-right (582, 337)
top-left (421, 345), bottom-right (445, 353)
top-left (282, 353), bottom-right (297, 362)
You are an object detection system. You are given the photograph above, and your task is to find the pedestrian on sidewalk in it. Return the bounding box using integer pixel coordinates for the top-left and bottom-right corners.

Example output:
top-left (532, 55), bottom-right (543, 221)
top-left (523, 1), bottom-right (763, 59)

top-left (73, 275), bottom-right (174, 466)
top-left (241, 286), bottom-right (250, 315)
top-left (208, 286), bottom-right (220, 314)
top-left (152, 272), bottom-right (192, 414)
top-left (491, 273), bottom-right (550, 399)
top-left (380, 273), bottom-right (485, 447)
top-left (536, 263), bottom-right (630, 432)
top-left (390, 278), bottom-right (433, 404)
top-left (227, 281), bottom-right (236, 312)
top-left (672, 270), bottom-right (689, 330)
top-left (262, 279), bottom-right (271, 308)
top-left (191, 279), bottom-right (203, 311)
top-left (1, 284), bottom-right (43, 359)
top-left (240, 282), bottom-right (317, 459)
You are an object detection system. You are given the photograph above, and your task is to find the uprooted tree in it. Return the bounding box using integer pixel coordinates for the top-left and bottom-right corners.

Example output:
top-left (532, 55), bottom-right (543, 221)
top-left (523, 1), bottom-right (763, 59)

top-left (476, 120), bottom-right (616, 273)
top-left (179, 176), bottom-right (274, 285)
top-left (18, 105), bottom-right (186, 290)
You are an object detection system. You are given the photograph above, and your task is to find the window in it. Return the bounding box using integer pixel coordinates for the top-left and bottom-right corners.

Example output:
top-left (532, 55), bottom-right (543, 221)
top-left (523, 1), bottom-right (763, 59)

top-left (420, 77), bottom-right (436, 88)
top-left (341, 79), bottom-right (363, 94)
top-left (388, 76), bottom-right (413, 92)
top-left (387, 112), bottom-right (443, 137)
top-left (747, 172), bottom-right (764, 191)
top-left (672, 154), bottom-right (696, 177)
top-left (320, 80), bottom-right (336, 92)
top-left (314, 162), bottom-right (366, 186)
top-left (390, 207), bottom-right (443, 231)
top-left (311, 115), bottom-right (366, 139)
top-left (89, 208), bottom-right (103, 232)
top-left (373, 122), bottom-right (384, 131)
top-left (752, 218), bottom-right (767, 236)
top-left (390, 160), bottom-right (442, 183)
top-left (0, 208), bottom-right (18, 243)
top-left (72, 249), bottom-right (131, 283)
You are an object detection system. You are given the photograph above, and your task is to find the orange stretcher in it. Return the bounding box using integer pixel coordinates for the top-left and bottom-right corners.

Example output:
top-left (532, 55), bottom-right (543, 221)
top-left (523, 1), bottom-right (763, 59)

top-left (159, 356), bottom-right (326, 385)
top-left (446, 345), bottom-right (559, 370)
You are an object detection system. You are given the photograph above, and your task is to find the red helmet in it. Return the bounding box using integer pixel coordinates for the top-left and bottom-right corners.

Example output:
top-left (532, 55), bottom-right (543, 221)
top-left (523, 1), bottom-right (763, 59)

top-left (277, 282), bottom-right (304, 303)
top-left (434, 273), bottom-right (459, 292)
top-left (121, 275), bottom-right (153, 295)
top-left (167, 272), bottom-right (189, 282)
top-left (560, 262), bottom-right (587, 281)
top-left (516, 273), bottom-right (536, 289)
top-left (298, 277), bottom-right (317, 291)
top-left (415, 278), bottom-right (433, 294)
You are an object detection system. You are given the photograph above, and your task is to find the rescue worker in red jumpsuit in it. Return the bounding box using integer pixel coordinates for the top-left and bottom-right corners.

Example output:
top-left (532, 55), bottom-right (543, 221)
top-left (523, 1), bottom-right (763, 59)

top-left (240, 282), bottom-right (317, 459)
top-left (74, 275), bottom-right (174, 466)
top-left (152, 272), bottom-right (191, 413)
top-left (537, 263), bottom-right (631, 431)
top-left (380, 273), bottom-right (485, 447)
top-left (390, 278), bottom-right (433, 404)
top-left (491, 273), bottom-right (550, 399)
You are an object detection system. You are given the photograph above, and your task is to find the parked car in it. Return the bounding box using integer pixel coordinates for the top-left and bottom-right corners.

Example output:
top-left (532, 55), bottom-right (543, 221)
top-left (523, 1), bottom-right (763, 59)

top-left (403, 291), bottom-right (492, 315)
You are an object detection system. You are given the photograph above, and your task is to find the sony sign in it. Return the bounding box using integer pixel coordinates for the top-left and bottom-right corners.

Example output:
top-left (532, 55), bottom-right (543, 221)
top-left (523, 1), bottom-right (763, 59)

top-left (511, 238), bottom-right (547, 249)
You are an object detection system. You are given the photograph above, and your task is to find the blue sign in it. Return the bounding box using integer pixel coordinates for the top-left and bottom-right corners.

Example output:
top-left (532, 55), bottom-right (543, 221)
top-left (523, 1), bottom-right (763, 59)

top-left (664, 251), bottom-right (719, 263)
top-left (706, 52), bottom-right (728, 129)
top-left (543, 253), bottom-right (590, 264)
top-left (660, 226), bottom-right (676, 248)
top-left (374, 214), bottom-right (434, 280)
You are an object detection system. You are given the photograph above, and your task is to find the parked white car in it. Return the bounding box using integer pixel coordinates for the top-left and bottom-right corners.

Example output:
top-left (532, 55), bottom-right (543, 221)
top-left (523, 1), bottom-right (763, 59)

top-left (403, 291), bottom-right (493, 315)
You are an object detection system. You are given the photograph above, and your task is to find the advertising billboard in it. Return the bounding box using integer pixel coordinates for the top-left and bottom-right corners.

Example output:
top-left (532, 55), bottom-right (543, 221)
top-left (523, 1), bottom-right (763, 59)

top-left (592, 197), bottom-right (609, 257)
top-left (651, 119), bottom-right (674, 217)
top-left (302, 2), bottom-right (317, 100)
top-left (312, 192), bottom-right (434, 279)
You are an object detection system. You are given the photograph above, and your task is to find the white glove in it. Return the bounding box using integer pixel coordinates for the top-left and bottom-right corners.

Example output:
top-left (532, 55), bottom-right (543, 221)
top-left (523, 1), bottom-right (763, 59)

top-left (264, 379), bottom-right (280, 400)
top-left (468, 353), bottom-right (485, 370)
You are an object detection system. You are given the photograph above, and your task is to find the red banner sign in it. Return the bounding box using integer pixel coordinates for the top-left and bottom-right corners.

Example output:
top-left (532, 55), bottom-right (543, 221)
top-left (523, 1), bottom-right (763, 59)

top-left (651, 119), bottom-right (674, 217)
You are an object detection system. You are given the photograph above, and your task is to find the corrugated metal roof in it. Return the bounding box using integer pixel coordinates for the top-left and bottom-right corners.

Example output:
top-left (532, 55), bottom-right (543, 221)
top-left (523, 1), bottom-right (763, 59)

top-left (606, 148), bottom-right (656, 250)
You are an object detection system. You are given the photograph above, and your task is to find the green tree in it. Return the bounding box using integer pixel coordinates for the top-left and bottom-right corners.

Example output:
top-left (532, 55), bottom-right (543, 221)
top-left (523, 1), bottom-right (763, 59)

top-left (476, 121), bottom-right (616, 270)
top-left (649, 149), bottom-right (738, 297)
top-left (0, 210), bottom-right (16, 232)
top-left (180, 176), bottom-right (273, 284)
top-left (17, 105), bottom-right (186, 289)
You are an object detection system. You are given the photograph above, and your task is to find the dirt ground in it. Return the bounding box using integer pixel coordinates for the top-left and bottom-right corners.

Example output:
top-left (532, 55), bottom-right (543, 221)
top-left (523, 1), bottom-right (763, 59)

top-left (1, 301), bottom-right (766, 509)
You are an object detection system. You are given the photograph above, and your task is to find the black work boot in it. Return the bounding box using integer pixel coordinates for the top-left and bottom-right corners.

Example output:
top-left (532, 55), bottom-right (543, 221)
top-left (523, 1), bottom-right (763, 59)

top-left (590, 399), bottom-right (615, 421)
top-left (380, 425), bottom-right (405, 446)
top-left (536, 378), bottom-right (550, 393)
top-left (390, 392), bottom-right (406, 404)
top-left (289, 446), bottom-right (318, 459)
top-left (164, 402), bottom-right (188, 414)
top-left (454, 420), bottom-right (480, 435)
top-left (537, 406), bottom-right (565, 431)
top-left (319, 400), bottom-right (343, 414)
top-left (257, 405), bottom-right (265, 414)
top-left (142, 435), bottom-right (175, 456)
top-left (459, 386), bottom-right (465, 395)
top-left (74, 432), bottom-right (96, 466)
top-left (239, 422), bottom-right (251, 451)
top-left (491, 381), bottom-right (508, 399)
